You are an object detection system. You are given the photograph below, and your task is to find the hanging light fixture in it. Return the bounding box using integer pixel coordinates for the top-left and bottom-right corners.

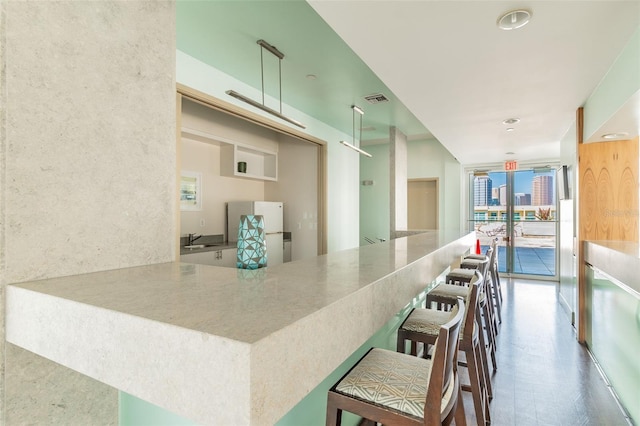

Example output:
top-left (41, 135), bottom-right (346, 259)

top-left (226, 39), bottom-right (305, 129)
top-left (340, 105), bottom-right (372, 158)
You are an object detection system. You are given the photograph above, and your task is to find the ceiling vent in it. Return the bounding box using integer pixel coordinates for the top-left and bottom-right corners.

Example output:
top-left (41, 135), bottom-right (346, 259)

top-left (364, 93), bottom-right (390, 104)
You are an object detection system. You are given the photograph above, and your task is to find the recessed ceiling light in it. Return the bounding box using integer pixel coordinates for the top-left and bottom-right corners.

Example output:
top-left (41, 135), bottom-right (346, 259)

top-left (602, 132), bottom-right (629, 139)
top-left (506, 152), bottom-right (515, 155)
top-left (497, 9), bottom-right (532, 30)
top-left (503, 118), bottom-right (520, 125)
top-left (305, 74), bottom-right (317, 80)
top-left (506, 128), bottom-right (515, 132)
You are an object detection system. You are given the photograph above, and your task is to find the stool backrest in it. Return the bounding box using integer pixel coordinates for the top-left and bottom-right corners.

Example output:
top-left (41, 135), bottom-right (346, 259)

top-left (463, 271), bottom-right (483, 343)
top-left (481, 247), bottom-right (493, 281)
top-left (424, 298), bottom-right (465, 424)
top-left (488, 237), bottom-right (499, 270)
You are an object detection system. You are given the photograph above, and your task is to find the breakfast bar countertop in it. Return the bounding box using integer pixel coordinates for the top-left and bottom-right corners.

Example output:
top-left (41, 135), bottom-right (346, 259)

top-left (7, 230), bottom-right (475, 425)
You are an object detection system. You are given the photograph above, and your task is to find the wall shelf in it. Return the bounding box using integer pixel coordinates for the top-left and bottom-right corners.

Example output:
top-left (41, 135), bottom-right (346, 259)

top-left (181, 127), bottom-right (277, 181)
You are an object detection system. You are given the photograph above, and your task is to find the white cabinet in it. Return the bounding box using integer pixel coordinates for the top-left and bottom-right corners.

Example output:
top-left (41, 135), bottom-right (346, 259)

top-left (180, 251), bottom-right (215, 265)
top-left (215, 248), bottom-right (238, 268)
top-left (181, 248), bottom-right (238, 268)
top-left (220, 144), bottom-right (277, 181)
top-left (181, 127), bottom-right (277, 181)
top-left (221, 249), bottom-right (239, 267)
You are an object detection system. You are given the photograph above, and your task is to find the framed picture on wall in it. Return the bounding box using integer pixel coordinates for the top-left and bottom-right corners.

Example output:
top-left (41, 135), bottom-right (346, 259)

top-left (180, 171), bottom-right (202, 211)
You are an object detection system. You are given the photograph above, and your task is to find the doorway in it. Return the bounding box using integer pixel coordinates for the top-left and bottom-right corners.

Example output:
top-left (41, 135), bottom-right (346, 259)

top-left (408, 178), bottom-right (438, 229)
top-left (176, 84), bottom-right (328, 260)
top-left (469, 168), bottom-right (558, 278)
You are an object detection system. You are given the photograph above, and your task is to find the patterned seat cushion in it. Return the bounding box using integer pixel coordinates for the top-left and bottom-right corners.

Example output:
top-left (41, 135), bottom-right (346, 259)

top-left (448, 268), bottom-right (475, 278)
top-left (464, 254), bottom-right (488, 261)
top-left (401, 308), bottom-right (451, 334)
top-left (460, 259), bottom-right (484, 268)
top-left (335, 348), bottom-right (454, 419)
top-left (430, 283), bottom-right (468, 300)
top-left (401, 307), bottom-right (474, 338)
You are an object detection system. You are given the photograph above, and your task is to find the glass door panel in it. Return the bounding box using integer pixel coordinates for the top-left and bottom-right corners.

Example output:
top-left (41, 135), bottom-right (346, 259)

top-left (470, 168), bottom-right (557, 278)
top-left (512, 169), bottom-right (557, 276)
top-left (470, 171), bottom-right (508, 273)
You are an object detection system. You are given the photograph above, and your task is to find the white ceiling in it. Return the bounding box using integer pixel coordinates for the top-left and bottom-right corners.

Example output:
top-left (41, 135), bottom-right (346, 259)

top-left (309, 1), bottom-right (640, 165)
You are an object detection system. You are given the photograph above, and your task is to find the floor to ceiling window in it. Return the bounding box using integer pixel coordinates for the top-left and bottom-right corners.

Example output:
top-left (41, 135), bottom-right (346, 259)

top-left (469, 167), bottom-right (558, 278)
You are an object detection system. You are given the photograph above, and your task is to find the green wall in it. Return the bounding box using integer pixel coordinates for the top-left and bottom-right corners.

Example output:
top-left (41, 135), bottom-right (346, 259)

top-left (583, 27), bottom-right (640, 141)
top-left (359, 138), bottom-right (462, 245)
top-left (176, 50), bottom-right (360, 253)
top-left (558, 24), bottom-right (640, 320)
top-left (359, 144), bottom-right (390, 244)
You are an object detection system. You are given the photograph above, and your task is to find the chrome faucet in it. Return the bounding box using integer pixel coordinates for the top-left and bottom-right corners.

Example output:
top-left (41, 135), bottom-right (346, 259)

top-left (187, 233), bottom-right (202, 246)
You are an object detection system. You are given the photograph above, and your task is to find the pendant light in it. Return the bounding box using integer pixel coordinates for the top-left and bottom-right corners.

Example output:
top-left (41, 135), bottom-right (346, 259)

top-left (340, 105), bottom-right (372, 158)
top-left (226, 39), bottom-right (305, 129)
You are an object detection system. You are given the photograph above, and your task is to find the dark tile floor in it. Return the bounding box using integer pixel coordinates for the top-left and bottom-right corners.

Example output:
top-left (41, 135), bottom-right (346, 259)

top-left (460, 278), bottom-right (630, 425)
top-left (488, 246), bottom-right (556, 277)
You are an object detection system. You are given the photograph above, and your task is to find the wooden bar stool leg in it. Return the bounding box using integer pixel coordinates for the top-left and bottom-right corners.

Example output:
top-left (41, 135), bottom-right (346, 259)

top-left (481, 297), bottom-right (498, 371)
top-left (475, 316), bottom-right (493, 400)
top-left (490, 272), bottom-right (503, 324)
top-left (462, 343), bottom-right (490, 425)
top-left (485, 277), bottom-right (500, 335)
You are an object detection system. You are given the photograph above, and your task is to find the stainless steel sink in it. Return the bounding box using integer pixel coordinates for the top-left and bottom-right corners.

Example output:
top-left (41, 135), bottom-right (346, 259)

top-left (183, 243), bottom-right (223, 250)
top-left (183, 244), bottom-right (206, 249)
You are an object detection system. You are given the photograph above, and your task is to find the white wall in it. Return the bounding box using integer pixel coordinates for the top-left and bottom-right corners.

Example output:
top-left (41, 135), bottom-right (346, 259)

top-left (180, 139), bottom-right (265, 240)
top-left (407, 138), bottom-right (462, 232)
top-left (177, 50), bottom-right (359, 252)
top-left (180, 99), bottom-right (276, 240)
top-left (180, 99), bottom-right (320, 257)
top-left (266, 135), bottom-right (318, 260)
top-left (558, 121), bottom-right (577, 321)
top-left (390, 127), bottom-right (408, 235)
top-left (1, 1), bottom-right (176, 424)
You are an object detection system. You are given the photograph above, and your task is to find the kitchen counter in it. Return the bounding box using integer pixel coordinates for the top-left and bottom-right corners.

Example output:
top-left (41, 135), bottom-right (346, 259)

top-left (583, 240), bottom-right (640, 293)
top-left (179, 242), bottom-right (236, 255)
top-left (179, 233), bottom-right (291, 256)
top-left (583, 240), bottom-right (640, 423)
top-left (7, 230), bottom-right (474, 425)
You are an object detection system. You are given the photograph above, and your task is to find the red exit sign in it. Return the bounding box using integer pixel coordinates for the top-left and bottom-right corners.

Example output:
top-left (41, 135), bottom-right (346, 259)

top-left (504, 160), bottom-right (518, 171)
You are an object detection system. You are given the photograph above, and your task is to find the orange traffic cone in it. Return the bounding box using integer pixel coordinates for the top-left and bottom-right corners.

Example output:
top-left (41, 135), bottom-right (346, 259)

top-left (475, 239), bottom-right (481, 255)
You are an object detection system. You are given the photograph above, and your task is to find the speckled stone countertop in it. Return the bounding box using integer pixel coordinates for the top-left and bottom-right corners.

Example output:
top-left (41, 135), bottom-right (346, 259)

top-left (7, 230), bottom-right (474, 425)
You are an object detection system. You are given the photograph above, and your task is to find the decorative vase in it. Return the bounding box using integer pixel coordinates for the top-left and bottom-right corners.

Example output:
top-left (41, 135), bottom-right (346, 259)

top-left (236, 214), bottom-right (267, 269)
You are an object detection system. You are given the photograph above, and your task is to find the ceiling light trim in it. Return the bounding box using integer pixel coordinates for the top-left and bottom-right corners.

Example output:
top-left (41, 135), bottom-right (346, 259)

top-left (497, 9), bottom-right (532, 30)
top-left (340, 140), bottom-right (372, 158)
top-left (340, 104), bottom-right (372, 158)
top-left (602, 132), bottom-right (629, 140)
top-left (226, 90), bottom-right (306, 129)
top-left (226, 39), bottom-right (305, 129)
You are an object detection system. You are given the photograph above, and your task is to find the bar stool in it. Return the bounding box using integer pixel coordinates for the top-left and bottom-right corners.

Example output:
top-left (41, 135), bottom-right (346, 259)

top-left (397, 272), bottom-right (490, 426)
top-left (326, 300), bottom-right (466, 426)
top-left (428, 252), bottom-right (498, 373)
top-left (465, 238), bottom-right (502, 322)
top-left (442, 255), bottom-right (498, 342)
top-left (461, 260), bottom-right (499, 336)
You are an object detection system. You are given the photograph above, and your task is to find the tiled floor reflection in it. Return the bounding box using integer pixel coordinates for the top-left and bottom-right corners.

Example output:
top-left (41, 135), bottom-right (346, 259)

top-left (480, 246), bottom-right (556, 277)
top-left (460, 278), bottom-right (629, 425)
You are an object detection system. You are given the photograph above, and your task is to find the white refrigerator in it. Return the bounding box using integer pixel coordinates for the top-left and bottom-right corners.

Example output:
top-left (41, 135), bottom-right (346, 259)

top-left (227, 201), bottom-right (284, 266)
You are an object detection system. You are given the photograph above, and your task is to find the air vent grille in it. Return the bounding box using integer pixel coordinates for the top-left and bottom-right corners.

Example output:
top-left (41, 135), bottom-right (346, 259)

top-left (364, 93), bottom-right (389, 104)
